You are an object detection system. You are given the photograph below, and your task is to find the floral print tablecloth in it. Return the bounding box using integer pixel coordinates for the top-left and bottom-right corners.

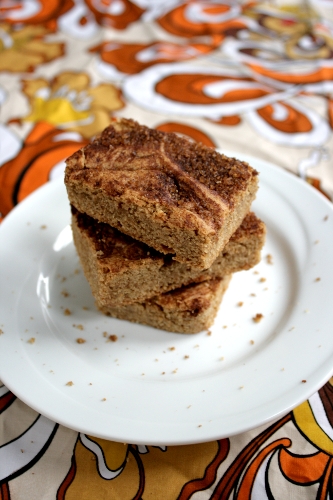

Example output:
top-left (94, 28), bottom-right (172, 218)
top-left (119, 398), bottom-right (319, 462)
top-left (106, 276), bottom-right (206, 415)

top-left (1, 1), bottom-right (333, 498)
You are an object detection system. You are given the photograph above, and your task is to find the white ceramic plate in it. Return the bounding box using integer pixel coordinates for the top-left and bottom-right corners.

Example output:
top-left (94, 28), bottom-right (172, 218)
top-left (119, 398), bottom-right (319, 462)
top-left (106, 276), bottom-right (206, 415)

top-left (1, 153), bottom-right (333, 446)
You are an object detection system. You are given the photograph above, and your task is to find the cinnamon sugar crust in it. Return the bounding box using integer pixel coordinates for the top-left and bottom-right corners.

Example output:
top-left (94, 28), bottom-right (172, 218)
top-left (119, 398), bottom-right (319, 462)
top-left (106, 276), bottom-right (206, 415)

top-left (72, 208), bottom-right (265, 306)
top-left (65, 118), bottom-right (258, 268)
top-left (98, 276), bottom-right (232, 334)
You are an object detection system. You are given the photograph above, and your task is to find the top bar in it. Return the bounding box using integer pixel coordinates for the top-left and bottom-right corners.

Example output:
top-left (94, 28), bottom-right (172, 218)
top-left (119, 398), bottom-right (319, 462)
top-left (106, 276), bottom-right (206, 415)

top-left (65, 118), bottom-right (258, 269)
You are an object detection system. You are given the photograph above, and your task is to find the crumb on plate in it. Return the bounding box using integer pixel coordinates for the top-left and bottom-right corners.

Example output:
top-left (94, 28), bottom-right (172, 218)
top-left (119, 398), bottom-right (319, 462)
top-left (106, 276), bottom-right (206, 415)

top-left (252, 313), bottom-right (263, 323)
top-left (266, 254), bottom-right (273, 264)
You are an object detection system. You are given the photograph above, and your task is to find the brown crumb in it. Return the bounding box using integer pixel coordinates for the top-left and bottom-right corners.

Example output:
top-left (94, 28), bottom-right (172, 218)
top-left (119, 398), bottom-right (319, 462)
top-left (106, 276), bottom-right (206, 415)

top-left (76, 338), bottom-right (86, 344)
top-left (169, 346), bottom-right (176, 351)
top-left (64, 308), bottom-right (71, 316)
top-left (161, 372), bottom-right (165, 375)
top-left (61, 290), bottom-right (69, 297)
top-left (223, 325), bottom-right (227, 329)
top-left (184, 355), bottom-right (189, 359)
top-left (315, 277), bottom-right (321, 282)
top-left (252, 313), bottom-right (263, 323)
top-left (250, 293), bottom-right (256, 297)
top-left (0, 329), bottom-right (3, 335)
top-left (250, 340), bottom-right (255, 345)
top-left (259, 277), bottom-right (266, 282)
top-left (101, 398), bottom-right (106, 401)
top-left (237, 301), bottom-right (243, 307)
top-left (109, 334), bottom-right (118, 342)
top-left (73, 324), bottom-right (84, 330)
top-left (266, 254), bottom-right (273, 264)
top-left (239, 385), bottom-right (244, 389)
top-left (21, 449), bottom-right (24, 453)
top-left (66, 381), bottom-right (74, 386)
top-left (40, 225), bottom-right (47, 230)
top-left (302, 379), bottom-right (307, 383)
top-left (253, 271), bottom-right (259, 275)
top-left (82, 306), bottom-right (89, 310)
top-left (103, 331), bottom-right (107, 337)
top-left (172, 369), bottom-right (178, 374)
top-left (207, 330), bottom-right (212, 336)
top-left (324, 215), bottom-right (329, 221)
top-left (198, 424), bottom-right (202, 428)
top-left (27, 337), bottom-right (35, 344)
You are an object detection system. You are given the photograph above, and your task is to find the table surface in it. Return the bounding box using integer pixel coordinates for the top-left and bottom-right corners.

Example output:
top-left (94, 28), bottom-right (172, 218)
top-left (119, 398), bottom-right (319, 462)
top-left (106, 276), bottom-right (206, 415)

top-left (1, 1), bottom-right (333, 499)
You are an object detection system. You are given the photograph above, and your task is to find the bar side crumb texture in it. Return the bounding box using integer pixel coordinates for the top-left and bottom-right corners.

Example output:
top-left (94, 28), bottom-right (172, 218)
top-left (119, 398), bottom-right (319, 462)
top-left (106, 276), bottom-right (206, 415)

top-left (98, 276), bottom-right (232, 334)
top-left (72, 208), bottom-right (266, 307)
top-left (65, 118), bottom-right (259, 269)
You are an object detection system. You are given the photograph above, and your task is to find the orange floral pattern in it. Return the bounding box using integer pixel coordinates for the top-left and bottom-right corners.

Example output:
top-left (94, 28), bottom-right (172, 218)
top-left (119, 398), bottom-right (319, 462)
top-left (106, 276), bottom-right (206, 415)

top-left (0, 122), bottom-right (87, 217)
top-left (84, 0), bottom-right (144, 29)
top-left (0, 0), bottom-right (74, 30)
top-left (0, 23), bottom-right (64, 72)
top-left (158, 2), bottom-right (247, 39)
top-left (155, 121), bottom-right (216, 147)
top-left (19, 72), bottom-right (124, 138)
top-left (90, 40), bottom-right (220, 75)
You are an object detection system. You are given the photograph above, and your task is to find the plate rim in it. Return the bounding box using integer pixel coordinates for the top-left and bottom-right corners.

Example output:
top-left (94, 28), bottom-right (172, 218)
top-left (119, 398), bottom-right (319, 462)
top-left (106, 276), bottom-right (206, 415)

top-left (1, 153), bottom-right (333, 445)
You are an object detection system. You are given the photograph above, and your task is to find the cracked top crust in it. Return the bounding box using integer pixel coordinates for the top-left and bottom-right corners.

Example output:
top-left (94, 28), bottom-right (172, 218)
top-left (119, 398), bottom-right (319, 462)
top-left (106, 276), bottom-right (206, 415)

top-left (65, 118), bottom-right (258, 233)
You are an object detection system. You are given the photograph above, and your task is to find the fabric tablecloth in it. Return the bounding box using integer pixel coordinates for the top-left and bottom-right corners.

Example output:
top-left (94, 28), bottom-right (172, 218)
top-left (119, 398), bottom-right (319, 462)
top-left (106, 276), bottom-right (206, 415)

top-left (1, 1), bottom-right (333, 498)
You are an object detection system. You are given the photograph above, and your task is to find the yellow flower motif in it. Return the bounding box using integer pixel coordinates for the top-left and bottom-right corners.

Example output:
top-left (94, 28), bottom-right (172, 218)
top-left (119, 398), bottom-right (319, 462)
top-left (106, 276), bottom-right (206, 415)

top-left (22, 71), bottom-right (124, 138)
top-left (0, 24), bottom-right (64, 72)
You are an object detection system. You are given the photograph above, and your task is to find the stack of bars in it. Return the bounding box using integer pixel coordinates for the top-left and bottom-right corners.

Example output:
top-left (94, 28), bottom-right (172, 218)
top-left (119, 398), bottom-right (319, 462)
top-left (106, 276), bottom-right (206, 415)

top-left (65, 119), bottom-right (266, 334)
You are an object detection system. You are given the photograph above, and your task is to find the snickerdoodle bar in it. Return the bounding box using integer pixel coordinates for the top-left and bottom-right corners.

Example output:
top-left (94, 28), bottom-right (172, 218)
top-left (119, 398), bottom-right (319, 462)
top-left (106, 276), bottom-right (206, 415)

top-left (98, 276), bottom-right (232, 334)
top-left (72, 208), bottom-right (265, 307)
top-left (65, 118), bottom-right (258, 269)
